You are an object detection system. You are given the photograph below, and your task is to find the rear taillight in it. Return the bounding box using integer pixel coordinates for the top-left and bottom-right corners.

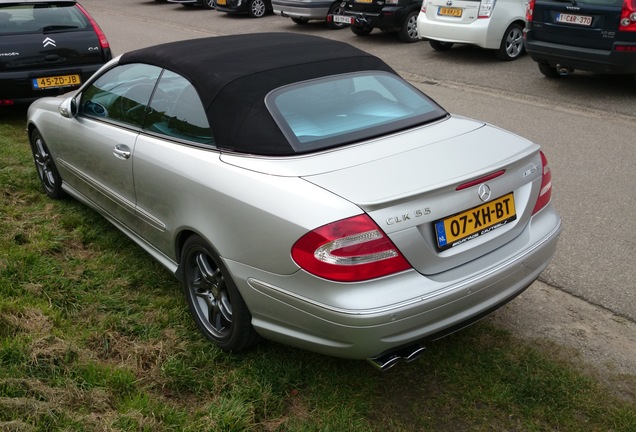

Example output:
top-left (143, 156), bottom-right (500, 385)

top-left (526, 0), bottom-right (535, 23)
top-left (532, 151), bottom-right (553, 215)
top-left (619, 0), bottom-right (636, 31)
top-left (291, 215), bottom-right (412, 282)
top-left (76, 3), bottom-right (110, 49)
top-left (478, 0), bottom-right (496, 18)
top-left (421, 0), bottom-right (428, 13)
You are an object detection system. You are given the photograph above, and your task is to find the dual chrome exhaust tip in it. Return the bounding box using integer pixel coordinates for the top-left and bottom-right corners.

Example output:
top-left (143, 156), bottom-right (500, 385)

top-left (367, 344), bottom-right (426, 371)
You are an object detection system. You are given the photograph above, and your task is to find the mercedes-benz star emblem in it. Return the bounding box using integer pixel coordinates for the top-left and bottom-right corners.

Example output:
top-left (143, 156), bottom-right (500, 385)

top-left (478, 184), bottom-right (492, 202)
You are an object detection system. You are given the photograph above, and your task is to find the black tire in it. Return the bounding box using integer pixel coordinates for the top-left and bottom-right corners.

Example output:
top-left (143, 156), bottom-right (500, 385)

top-left (326, 2), bottom-right (347, 29)
top-left (351, 25), bottom-right (372, 36)
top-left (291, 17), bottom-right (308, 24)
top-left (203, 0), bottom-right (216, 8)
top-left (248, 0), bottom-right (267, 17)
top-left (538, 62), bottom-right (563, 78)
top-left (495, 22), bottom-right (525, 61)
top-left (180, 235), bottom-right (259, 352)
top-left (29, 129), bottom-right (66, 200)
top-left (429, 39), bottom-right (453, 51)
top-left (398, 11), bottom-right (419, 43)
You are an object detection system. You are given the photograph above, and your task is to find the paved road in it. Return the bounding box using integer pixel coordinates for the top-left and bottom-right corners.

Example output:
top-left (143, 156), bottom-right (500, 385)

top-left (64, 1), bottom-right (636, 322)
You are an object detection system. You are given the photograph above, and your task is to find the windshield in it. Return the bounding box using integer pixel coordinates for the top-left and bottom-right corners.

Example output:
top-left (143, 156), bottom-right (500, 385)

top-left (267, 72), bottom-right (447, 153)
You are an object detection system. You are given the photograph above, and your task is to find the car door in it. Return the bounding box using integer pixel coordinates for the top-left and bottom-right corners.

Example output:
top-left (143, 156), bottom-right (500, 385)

top-left (133, 71), bottom-right (216, 258)
top-left (54, 63), bottom-right (162, 233)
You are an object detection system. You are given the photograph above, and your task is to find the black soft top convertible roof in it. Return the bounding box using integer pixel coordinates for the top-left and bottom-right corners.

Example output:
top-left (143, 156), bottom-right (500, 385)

top-left (119, 32), bottom-right (396, 155)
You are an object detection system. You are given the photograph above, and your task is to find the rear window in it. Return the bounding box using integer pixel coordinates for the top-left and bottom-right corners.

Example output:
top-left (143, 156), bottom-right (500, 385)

top-left (0, 3), bottom-right (89, 35)
top-left (267, 72), bottom-right (446, 153)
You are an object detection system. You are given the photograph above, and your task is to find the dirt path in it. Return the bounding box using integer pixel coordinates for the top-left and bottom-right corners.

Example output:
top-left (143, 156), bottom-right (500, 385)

top-left (488, 281), bottom-right (636, 400)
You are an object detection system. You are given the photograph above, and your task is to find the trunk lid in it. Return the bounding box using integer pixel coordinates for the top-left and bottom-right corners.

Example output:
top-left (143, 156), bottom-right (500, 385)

top-left (530, 0), bottom-right (624, 50)
top-left (221, 116), bottom-right (543, 275)
top-left (424, 0), bottom-right (481, 25)
top-left (0, 31), bottom-right (105, 73)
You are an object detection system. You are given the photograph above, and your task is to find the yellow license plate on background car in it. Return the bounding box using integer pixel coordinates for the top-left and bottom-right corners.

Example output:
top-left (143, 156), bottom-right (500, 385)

top-left (438, 7), bottom-right (462, 16)
top-left (32, 74), bottom-right (81, 90)
top-left (217, 0), bottom-right (227, 4)
top-left (435, 193), bottom-right (516, 250)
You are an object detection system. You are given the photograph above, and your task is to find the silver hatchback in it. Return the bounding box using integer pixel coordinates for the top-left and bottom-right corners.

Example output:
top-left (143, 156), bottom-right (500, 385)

top-left (27, 33), bottom-right (561, 369)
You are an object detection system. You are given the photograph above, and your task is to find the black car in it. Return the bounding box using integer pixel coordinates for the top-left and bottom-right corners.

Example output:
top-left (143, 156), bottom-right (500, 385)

top-left (524, 0), bottom-right (636, 78)
top-left (330, 0), bottom-right (421, 43)
top-left (0, 0), bottom-right (112, 106)
top-left (215, 0), bottom-right (272, 17)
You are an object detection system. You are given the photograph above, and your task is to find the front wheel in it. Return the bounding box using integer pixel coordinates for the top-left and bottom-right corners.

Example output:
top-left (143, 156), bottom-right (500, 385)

top-left (29, 129), bottom-right (66, 200)
top-left (180, 235), bottom-right (259, 352)
top-left (248, 0), bottom-right (267, 17)
top-left (351, 25), bottom-right (372, 36)
top-left (326, 2), bottom-right (347, 29)
top-left (398, 11), bottom-right (419, 43)
top-left (496, 23), bottom-right (525, 61)
top-left (429, 39), bottom-right (454, 51)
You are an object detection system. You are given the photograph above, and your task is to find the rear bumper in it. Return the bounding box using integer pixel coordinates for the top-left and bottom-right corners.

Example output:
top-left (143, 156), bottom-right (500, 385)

top-left (273, 0), bottom-right (332, 19)
top-left (227, 205), bottom-right (562, 360)
top-left (524, 35), bottom-right (636, 74)
top-left (0, 62), bottom-right (106, 105)
top-left (417, 14), bottom-right (501, 49)
top-left (345, 6), bottom-right (414, 29)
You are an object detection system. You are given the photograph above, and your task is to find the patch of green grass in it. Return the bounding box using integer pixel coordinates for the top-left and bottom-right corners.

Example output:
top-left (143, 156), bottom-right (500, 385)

top-left (1, 110), bottom-right (635, 431)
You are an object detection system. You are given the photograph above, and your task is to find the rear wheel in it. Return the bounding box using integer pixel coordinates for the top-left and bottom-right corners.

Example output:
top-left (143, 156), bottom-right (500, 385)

top-left (203, 0), bottom-right (215, 8)
top-left (398, 11), bottom-right (419, 43)
top-left (248, 0), bottom-right (267, 17)
top-left (496, 22), bottom-right (525, 61)
top-left (29, 129), bottom-right (66, 200)
top-left (351, 25), bottom-right (372, 36)
top-left (326, 2), bottom-right (347, 29)
top-left (429, 39), bottom-right (453, 51)
top-left (538, 62), bottom-right (564, 78)
top-left (180, 235), bottom-right (259, 352)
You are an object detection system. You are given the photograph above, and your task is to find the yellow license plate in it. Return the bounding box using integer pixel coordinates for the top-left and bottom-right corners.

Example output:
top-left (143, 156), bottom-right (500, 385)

top-left (435, 193), bottom-right (516, 250)
top-left (438, 7), bottom-right (462, 16)
top-left (217, 0), bottom-right (227, 4)
top-left (355, 0), bottom-right (373, 3)
top-left (32, 74), bottom-right (81, 90)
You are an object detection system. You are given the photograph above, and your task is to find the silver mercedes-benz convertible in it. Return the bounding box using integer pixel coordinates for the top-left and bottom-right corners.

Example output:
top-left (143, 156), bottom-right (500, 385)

top-left (26, 33), bottom-right (561, 369)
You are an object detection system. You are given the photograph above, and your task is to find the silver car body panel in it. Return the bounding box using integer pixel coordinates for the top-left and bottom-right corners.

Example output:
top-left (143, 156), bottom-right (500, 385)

top-left (26, 53), bottom-right (561, 359)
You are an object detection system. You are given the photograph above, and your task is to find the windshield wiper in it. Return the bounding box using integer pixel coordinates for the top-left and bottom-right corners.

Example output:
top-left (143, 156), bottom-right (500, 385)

top-left (42, 25), bottom-right (78, 33)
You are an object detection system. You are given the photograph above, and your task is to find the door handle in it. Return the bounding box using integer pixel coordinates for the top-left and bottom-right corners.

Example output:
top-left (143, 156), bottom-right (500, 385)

top-left (113, 144), bottom-right (131, 160)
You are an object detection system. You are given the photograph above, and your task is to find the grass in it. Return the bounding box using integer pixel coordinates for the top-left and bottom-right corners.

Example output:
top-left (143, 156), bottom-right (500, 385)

top-left (1, 106), bottom-right (635, 431)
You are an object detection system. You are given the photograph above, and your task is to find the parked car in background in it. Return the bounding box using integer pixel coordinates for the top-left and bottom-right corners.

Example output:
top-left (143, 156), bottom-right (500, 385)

top-left (166, 0), bottom-right (216, 9)
top-left (332, 0), bottom-right (422, 42)
top-left (416, 0), bottom-right (526, 61)
top-left (524, 0), bottom-right (636, 77)
top-left (0, 0), bottom-right (111, 106)
top-left (26, 33), bottom-right (561, 370)
top-left (216, 0), bottom-right (272, 17)
top-left (273, 0), bottom-right (347, 29)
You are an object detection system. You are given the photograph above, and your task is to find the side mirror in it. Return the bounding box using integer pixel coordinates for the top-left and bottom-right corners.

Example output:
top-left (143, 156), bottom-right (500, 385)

top-left (59, 94), bottom-right (79, 118)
